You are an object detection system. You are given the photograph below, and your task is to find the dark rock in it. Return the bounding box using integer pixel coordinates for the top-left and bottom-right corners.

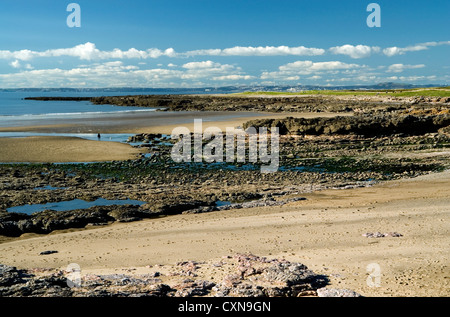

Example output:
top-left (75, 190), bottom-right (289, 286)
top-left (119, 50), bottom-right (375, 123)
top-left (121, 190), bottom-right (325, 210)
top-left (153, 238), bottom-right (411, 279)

top-left (39, 250), bottom-right (58, 255)
top-left (244, 114), bottom-right (450, 137)
top-left (0, 265), bottom-right (72, 297)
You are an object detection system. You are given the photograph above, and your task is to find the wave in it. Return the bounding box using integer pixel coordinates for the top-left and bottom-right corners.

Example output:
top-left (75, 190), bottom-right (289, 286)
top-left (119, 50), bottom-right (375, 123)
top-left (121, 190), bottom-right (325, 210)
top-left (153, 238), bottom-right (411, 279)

top-left (0, 108), bottom-right (161, 119)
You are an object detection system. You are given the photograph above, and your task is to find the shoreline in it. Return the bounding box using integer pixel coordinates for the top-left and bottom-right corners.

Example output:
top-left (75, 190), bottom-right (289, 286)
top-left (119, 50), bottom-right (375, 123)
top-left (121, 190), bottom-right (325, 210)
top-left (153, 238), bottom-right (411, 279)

top-left (0, 110), bottom-right (353, 134)
top-left (0, 111), bottom-right (352, 163)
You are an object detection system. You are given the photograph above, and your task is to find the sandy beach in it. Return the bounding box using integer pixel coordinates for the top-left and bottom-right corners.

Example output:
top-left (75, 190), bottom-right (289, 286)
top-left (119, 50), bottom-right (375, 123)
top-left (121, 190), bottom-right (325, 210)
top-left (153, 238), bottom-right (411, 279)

top-left (0, 110), bottom-right (353, 134)
top-left (0, 110), bottom-right (352, 163)
top-left (0, 95), bottom-right (448, 297)
top-left (0, 169), bottom-right (448, 296)
top-left (1, 0), bottom-right (449, 300)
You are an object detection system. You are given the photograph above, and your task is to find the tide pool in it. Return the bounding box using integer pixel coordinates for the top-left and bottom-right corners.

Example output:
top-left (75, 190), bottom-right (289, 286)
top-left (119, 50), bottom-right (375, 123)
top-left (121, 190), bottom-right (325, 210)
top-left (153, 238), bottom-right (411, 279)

top-left (7, 198), bottom-right (146, 215)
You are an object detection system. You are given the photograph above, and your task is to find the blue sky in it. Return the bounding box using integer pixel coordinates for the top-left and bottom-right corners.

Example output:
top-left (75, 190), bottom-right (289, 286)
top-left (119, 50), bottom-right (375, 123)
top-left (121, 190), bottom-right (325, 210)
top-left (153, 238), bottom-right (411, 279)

top-left (0, 0), bottom-right (448, 88)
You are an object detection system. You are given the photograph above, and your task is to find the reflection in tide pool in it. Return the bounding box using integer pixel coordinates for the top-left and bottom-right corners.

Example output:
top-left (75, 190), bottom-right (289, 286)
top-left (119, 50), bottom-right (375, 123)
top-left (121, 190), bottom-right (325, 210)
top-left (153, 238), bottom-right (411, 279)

top-left (7, 198), bottom-right (146, 215)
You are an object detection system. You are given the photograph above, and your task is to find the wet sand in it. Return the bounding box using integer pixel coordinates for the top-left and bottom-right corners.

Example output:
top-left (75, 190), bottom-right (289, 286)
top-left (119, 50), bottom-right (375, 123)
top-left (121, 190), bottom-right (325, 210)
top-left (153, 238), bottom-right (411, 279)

top-left (0, 111), bottom-right (352, 163)
top-left (0, 136), bottom-right (142, 163)
top-left (0, 170), bottom-right (448, 297)
top-left (0, 111), bottom-right (353, 134)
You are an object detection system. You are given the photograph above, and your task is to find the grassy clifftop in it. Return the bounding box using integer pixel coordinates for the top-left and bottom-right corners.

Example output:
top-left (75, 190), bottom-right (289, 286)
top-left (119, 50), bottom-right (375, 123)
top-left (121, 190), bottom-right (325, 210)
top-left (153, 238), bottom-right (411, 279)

top-left (238, 87), bottom-right (450, 98)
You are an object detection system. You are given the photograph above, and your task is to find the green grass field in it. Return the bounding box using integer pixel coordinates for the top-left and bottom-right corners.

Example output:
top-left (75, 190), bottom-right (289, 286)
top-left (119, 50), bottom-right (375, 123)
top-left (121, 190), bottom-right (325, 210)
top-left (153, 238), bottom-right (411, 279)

top-left (237, 87), bottom-right (450, 98)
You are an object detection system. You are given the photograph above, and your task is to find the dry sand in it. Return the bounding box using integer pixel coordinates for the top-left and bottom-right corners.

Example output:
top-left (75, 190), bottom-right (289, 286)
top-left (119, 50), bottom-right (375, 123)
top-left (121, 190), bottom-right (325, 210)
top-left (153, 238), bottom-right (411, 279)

top-left (0, 136), bottom-right (142, 163)
top-left (0, 170), bottom-right (448, 297)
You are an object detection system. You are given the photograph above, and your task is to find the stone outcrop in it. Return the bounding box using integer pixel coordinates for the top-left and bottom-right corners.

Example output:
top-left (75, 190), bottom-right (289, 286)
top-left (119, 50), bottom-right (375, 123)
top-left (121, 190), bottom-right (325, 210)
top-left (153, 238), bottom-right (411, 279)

top-left (0, 254), bottom-right (361, 297)
top-left (243, 114), bottom-right (450, 137)
top-left (25, 94), bottom-right (450, 114)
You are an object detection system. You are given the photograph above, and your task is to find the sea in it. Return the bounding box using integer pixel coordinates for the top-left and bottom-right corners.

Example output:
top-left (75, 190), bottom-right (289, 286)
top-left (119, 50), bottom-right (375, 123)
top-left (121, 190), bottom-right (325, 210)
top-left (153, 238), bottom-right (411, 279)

top-left (0, 89), bottom-right (204, 128)
top-left (0, 88), bottom-right (234, 142)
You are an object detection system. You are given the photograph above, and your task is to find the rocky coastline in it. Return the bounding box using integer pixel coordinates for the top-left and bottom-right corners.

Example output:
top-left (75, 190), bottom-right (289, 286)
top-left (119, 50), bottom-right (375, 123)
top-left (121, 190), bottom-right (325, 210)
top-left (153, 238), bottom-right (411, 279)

top-left (25, 93), bottom-right (450, 113)
top-left (2, 93), bottom-right (449, 297)
top-left (2, 94), bottom-right (450, 237)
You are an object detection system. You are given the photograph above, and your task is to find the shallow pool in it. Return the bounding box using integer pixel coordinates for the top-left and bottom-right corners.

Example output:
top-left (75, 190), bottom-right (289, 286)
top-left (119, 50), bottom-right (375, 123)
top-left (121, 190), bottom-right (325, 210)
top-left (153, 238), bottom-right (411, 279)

top-left (7, 198), bottom-right (146, 215)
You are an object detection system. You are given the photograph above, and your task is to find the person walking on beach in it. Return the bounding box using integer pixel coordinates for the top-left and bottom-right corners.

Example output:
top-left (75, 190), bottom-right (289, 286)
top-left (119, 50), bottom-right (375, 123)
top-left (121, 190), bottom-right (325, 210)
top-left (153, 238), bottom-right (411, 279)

top-left (97, 133), bottom-right (101, 140)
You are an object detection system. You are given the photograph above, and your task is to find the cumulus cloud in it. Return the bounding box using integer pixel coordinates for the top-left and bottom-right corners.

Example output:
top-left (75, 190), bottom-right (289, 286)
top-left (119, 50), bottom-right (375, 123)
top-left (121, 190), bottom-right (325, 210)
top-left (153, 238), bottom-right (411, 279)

top-left (280, 60), bottom-right (361, 71)
top-left (261, 60), bottom-right (362, 81)
top-left (9, 60), bottom-right (21, 68)
top-left (0, 40), bottom-right (447, 87)
top-left (182, 60), bottom-right (225, 69)
top-left (386, 63), bottom-right (425, 73)
top-left (212, 75), bottom-right (255, 81)
top-left (221, 46), bottom-right (324, 56)
top-left (0, 42), bottom-right (177, 61)
top-left (0, 41), bottom-right (448, 62)
top-left (180, 60), bottom-right (254, 82)
top-left (0, 43), bottom-right (326, 62)
top-left (329, 45), bottom-right (380, 58)
top-left (0, 60), bottom-right (253, 88)
top-left (330, 41), bottom-right (449, 58)
top-left (183, 45), bottom-right (325, 57)
top-left (383, 41), bottom-right (450, 56)
top-left (8, 59), bottom-right (33, 69)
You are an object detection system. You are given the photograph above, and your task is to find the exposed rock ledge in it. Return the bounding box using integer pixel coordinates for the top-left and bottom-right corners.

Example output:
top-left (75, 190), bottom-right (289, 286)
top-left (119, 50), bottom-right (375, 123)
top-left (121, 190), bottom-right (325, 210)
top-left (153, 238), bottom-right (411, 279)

top-left (0, 254), bottom-right (362, 297)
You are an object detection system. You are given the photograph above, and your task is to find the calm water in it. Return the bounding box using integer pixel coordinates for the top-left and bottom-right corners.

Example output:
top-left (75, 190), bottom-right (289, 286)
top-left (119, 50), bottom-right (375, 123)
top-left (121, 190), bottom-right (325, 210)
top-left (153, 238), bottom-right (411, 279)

top-left (0, 89), bottom-right (215, 115)
top-left (0, 90), bottom-right (169, 127)
top-left (7, 198), bottom-right (146, 215)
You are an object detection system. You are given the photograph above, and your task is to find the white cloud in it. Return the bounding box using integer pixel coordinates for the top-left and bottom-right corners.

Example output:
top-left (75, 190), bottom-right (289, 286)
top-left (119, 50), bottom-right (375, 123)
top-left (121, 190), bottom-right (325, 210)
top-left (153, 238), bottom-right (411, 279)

top-left (329, 45), bottom-right (380, 58)
top-left (180, 61), bottom-right (251, 81)
top-left (0, 43), bottom-right (326, 62)
top-left (386, 63), bottom-right (425, 73)
top-left (397, 75), bottom-right (437, 82)
top-left (8, 59), bottom-right (33, 69)
top-left (0, 41), bottom-right (448, 63)
top-left (383, 41), bottom-right (450, 56)
top-left (221, 46), bottom-right (325, 56)
top-left (281, 61), bottom-right (361, 71)
top-left (0, 60), bottom-right (253, 88)
top-left (182, 60), bottom-right (225, 69)
top-left (0, 40), bottom-right (447, 87)
top-left (284, 76), bottom-right (300, 81)
top-left (0, 42), bottom-right (177, 61)
top-left (212, 75), bottom-right (254, 81)
top-left (10, 60), bottom-right (21, 68)
top-left (261, 60), bottom-right (362, 81)
top-left (184, 45), bottom-right (325, 57)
